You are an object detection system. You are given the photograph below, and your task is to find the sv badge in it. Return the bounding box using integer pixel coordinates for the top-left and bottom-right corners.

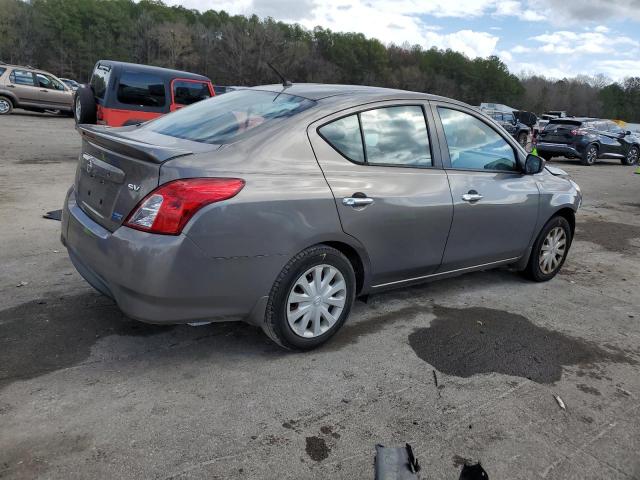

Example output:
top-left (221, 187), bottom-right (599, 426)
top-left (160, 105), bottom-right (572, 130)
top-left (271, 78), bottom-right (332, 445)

top-left (128, 183), bottom-right (141, 192)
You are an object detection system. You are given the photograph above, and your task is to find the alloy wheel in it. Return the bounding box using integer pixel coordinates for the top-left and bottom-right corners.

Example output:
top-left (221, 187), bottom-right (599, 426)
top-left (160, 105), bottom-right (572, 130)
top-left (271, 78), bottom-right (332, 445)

top-left (286, 264), bottom-right (346, 338)
top-left (75, 97), bottom-right (81, 121)
top-left (586, 146), bottom-right (597, 164)
top-left (539, 226), bottom-right (566, 275)
top-left (0, 99), bottom-right (10, 114)
top-left (627, 147), bottom-right (639, 165)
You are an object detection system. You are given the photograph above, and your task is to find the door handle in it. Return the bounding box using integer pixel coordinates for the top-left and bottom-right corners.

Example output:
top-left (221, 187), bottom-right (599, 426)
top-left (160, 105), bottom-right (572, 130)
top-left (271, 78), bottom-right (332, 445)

top-left (7, 84), bottom-right (14, 88)
top-left (40, 89), bottom-right (48, 92)
top-left (343, 196), bottom-right (374, 207)
top-left (461, 192), bottom-right (483, 202)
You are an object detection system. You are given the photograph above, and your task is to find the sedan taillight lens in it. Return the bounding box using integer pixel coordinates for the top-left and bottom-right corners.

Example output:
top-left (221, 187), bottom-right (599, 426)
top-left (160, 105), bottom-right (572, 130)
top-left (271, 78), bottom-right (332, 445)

top-left (571, 128), bottom-right (588, 136)
top-left (124, 178), bottom-right (245, 235)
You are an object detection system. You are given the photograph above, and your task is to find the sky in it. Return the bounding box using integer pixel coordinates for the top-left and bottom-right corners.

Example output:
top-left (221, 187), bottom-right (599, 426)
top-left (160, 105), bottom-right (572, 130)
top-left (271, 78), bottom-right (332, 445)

top-left (164, 0), bottom-right (640, 81)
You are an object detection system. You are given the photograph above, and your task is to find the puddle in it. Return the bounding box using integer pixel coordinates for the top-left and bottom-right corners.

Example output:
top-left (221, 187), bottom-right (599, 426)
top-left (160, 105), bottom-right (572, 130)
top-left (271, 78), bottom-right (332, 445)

top-left (408, 305), bottom-right (636, 384)
top-left (0, 293), bottom-right (173, 387)
top-left (577, 219), bottom-right (640, 253)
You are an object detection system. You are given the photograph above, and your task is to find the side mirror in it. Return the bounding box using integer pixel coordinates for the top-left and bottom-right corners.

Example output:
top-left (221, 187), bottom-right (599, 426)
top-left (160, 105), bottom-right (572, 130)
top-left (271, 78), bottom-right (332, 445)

top-left (524, 153), bottom-right (545, 175)
top-left (625, 130), bottom-right (632, 136)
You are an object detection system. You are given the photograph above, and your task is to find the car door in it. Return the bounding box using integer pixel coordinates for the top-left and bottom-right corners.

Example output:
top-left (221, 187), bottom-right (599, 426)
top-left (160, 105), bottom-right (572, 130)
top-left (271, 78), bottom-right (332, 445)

top-left (600, 121), bottom-right (626, 158)
top-left (430, 102), bottom-right (539, 271)
top-left (8, 69), bottom-right (40, 105)
top-left (308, 101), bottom-right (453, 287)
top-left (34, 73), bottom-right (69, 108)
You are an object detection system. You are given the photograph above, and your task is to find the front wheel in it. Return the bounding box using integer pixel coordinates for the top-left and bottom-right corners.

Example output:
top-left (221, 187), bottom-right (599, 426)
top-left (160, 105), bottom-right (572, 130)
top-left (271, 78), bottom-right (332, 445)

top-left (0, 96), bottom-right (13, 115)
top-left (262, 245), bottom-right (356, 350)
top-left (524, 216), bottom-right (572, 282)
top-left (622, 146), bottom-right (639, 166)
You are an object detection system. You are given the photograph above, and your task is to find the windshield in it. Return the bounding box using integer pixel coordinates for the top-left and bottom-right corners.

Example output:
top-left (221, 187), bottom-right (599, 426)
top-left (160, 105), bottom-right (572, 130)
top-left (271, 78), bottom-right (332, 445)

top-left (146, 89), bottom-right (316, 144)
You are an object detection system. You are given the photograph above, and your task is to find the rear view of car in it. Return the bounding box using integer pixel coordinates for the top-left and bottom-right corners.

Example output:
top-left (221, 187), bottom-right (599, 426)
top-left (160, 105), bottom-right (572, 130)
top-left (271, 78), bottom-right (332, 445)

top-left (74, 60), bottom-right (215, 127)
top-left (537, 118), bottom-right (640, 166)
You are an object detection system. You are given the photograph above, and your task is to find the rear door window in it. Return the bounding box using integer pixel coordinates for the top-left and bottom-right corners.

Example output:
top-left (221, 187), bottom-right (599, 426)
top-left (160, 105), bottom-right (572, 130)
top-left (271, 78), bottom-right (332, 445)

top-left (117, 71), bottom-right (166, 107)
top-left (10, 69), bottom-right (35, 86)
top-left (319, 115), bottom-right (365, 164)
top-left (90, 63), bottom-right (111, 99)
top-left (0, 67), bottom-right (6, 76)
top-left (360, 106), bottom-right (432, 167)
top-left (172, 80), bottom-right (211, 106)
top-left (438, 107), bottom-right (517, 172)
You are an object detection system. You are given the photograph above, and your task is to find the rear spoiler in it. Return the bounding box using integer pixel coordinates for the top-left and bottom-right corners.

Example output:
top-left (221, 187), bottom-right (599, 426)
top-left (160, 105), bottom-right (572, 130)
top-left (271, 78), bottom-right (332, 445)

top-left (77, 124), bottom-right (192, 164)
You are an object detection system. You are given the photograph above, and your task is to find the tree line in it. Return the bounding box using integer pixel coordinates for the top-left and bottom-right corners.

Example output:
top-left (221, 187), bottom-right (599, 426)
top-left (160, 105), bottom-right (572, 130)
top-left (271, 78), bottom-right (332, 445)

top-left (1, 0), bottom-right (639, 121)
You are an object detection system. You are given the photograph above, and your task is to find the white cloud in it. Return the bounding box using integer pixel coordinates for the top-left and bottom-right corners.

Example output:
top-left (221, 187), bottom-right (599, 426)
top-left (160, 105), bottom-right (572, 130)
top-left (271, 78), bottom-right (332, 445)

top-left (597, 60), bottom-right (640, 79)
top-left (512, 45), bottom-right (531, 53)
top-left (594, 25), bottom-right (610, 33)
top-left (498, 50), bottom-right (513, 62)
top-left (531, 30), bottom-right (639, 55)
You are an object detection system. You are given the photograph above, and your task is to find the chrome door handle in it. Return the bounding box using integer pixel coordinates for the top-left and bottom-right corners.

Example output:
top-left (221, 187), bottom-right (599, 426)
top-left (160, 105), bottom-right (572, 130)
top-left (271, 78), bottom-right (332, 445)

top-left (461, 193), bottom-right (483, 202)
top-left (343, 197), bottom-right (374, 207)
top-left (40, 89), bottom-right (48, 92)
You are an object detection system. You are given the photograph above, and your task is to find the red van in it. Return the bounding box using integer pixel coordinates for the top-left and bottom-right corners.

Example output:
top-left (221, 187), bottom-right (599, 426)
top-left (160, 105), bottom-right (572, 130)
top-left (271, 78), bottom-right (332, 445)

top-left (74, 60), bottom-right (214, 127)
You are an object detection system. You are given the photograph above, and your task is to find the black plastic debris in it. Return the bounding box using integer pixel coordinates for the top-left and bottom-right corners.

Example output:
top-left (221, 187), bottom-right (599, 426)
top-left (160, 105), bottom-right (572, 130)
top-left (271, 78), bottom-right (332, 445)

top-left (459, 463), bottom-right (489, 480)
top-left (375, 443), bottom-right (420, 479)
top-left (43, 209), bottom-right (62, 221)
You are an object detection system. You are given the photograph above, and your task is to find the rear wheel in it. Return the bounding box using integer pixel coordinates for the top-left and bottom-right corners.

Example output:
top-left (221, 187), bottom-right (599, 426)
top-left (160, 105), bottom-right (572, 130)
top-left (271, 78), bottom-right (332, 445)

top-left (524, 216), bottom-right (572, 282)
top-left (262, 245), bottom-right (356, 350)
top-left (622, 146), bottom-right (639, 166)
top-left (74, 86), bottom-right (97, 124)
top-left (581, 144), bottom-right (598, 166)
top-left (0, 96), bottom-right (13, 115)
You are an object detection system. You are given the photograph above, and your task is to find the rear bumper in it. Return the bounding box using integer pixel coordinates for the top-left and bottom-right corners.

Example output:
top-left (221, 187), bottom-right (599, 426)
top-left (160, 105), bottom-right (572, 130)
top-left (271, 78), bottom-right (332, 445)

top-left (536, 142), bottom-right (583, 158)
top-left (61, 187), bottom-right (279, 325)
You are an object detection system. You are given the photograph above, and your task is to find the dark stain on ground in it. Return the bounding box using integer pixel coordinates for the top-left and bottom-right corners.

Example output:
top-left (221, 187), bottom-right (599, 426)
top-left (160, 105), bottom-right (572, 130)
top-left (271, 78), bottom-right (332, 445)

top-left (452, 455), bottom-right (473, 467)
top-left (320, 425), bottom-right (341, 439)
top-left (324, 304), bottom-right (427, 350)
top-left (408, 305), bottom-right (636, 384)
top-left (577, 383), bottom-right (602, 396)
top-left (0, 293), bottom-right (174, 388)
top-left (305, 436), bottom-right (330, 462)
top-left (577, 219), bottom-right (640, 253)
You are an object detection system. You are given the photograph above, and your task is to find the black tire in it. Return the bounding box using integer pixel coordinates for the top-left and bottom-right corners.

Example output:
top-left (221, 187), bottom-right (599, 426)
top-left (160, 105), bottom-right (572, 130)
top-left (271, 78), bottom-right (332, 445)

top-left (517, 131), bottom-right (528, 148)
top-left (581, 144), bottom-right (598, 166)
top-left (74, 86), bottom-right (97, 124)
top-left (524, 216), bottom-right (572, 282)
top-left (0, 96), bottom-right (13, 115)
top-left (622, 145), bottom-right (639, 166)
top-left (262, 245), bottom-right (356, 350)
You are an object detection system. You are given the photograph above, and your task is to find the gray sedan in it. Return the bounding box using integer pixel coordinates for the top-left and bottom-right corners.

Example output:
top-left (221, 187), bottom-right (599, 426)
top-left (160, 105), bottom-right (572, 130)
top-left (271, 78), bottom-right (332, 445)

top-left (61, 84), bottom-right (581, 350)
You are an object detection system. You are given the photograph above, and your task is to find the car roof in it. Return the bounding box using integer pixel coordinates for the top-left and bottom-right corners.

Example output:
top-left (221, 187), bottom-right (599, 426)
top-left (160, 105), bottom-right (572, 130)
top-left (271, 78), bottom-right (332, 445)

top-left (1, 63), bottom-right (57, 75)
top-left (96, 60), bottom-right (210, 82)
top-left (244, 83), bottom-right (466, 105)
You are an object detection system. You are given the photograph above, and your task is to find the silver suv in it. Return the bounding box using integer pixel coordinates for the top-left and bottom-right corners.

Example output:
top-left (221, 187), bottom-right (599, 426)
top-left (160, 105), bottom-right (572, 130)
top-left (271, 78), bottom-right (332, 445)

top-left (0, 63), bottom-right (74, 116)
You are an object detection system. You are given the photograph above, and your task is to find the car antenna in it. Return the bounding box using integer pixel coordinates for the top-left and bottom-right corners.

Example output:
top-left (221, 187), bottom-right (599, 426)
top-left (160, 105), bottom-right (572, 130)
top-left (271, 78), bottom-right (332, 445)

top-left (267, 62), bottom-right (292, 88)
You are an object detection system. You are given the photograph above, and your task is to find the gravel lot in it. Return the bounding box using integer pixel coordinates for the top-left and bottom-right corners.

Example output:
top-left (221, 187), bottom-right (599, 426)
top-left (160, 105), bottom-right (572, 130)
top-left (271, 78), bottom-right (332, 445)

top-left (1, 110), bottom-right (639, 480)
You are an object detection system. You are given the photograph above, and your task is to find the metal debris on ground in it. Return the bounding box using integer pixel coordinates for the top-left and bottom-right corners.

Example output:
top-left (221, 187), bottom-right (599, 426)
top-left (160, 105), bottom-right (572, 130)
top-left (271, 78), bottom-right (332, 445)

top-left (374, 443), bottom-right (420, 479)
top-left (43, 209), bottom-right (63, 221)
top-left (459, 462), bottom-right (489, 479)
top-left (553, 394), bottom-right (566, 410)
top-left (16, 281), bottom-right (28, 287)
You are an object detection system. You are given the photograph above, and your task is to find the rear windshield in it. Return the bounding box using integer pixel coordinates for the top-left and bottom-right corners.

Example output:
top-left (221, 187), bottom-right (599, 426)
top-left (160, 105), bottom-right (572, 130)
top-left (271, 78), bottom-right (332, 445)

top-left (545, 120), bottom-right (583, 129)
top-left (146, 89), bottom-right (316, 144)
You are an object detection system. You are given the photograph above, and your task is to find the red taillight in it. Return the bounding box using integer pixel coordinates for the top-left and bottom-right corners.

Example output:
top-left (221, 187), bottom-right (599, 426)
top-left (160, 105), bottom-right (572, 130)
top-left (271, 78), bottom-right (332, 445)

top-left (571, 128), bottom-right (588, 136)
top-left (124, 178), bottom-right (245, 235)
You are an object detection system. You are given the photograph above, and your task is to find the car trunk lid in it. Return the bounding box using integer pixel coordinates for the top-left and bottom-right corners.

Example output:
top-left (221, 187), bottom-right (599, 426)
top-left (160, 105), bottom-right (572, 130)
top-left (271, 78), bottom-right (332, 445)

top-left (74, 125), bottom-right (198, 232)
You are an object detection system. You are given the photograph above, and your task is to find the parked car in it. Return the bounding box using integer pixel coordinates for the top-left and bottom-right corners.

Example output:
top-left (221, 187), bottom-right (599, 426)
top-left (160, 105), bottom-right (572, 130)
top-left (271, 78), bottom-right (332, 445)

top-left (74, 60), bottom-right (215, 127)
top-left (0, 64), bottom-right (74, 116)
top-left (486, 109), bottom-right (530, 147)
top-left (61, 84), bottom-right (581, 350)
top-left (60, 78), bottom-right (80, 91)
top-left (537, 117), bottom-right (640, 166)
